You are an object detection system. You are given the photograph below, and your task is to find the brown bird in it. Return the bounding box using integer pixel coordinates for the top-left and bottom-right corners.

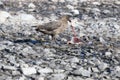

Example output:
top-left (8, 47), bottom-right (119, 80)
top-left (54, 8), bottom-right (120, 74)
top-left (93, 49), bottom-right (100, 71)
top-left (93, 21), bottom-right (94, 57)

top-left (35, 15), bottom-right (71, 40)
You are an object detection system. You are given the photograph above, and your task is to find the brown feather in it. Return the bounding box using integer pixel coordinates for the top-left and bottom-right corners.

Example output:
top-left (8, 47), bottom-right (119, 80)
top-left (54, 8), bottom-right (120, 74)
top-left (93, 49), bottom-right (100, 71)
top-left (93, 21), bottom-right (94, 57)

top-left (35, 15), bottom-right (71, 39)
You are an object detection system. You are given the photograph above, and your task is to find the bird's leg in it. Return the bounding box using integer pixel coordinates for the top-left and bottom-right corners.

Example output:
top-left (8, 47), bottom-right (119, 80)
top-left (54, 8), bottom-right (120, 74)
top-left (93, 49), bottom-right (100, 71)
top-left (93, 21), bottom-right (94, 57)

top-left (67, 25), bottom-right (82, 44)
top-left (50, 34), bottom-right (55, 41)
top-left (49, 34), bottom-right (56, 45)
top-left (51, 34), bottom-right (61, 46)
top-left (71, 25), bottom-right (77, 38)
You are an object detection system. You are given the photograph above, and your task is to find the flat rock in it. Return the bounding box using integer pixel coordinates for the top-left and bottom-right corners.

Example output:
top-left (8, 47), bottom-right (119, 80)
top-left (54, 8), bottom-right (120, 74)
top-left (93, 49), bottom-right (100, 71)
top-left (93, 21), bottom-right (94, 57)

top-left (0, 11), bottom-right (12, 23)
top-left (28, 3), bottom-right (36, 9)
top-left (38, 76), bottom-right (45, 80)
top-left (92, 2), bottom-right (101, 5)
top-left (0, 44), bottom-right (7, 50)
top-left (2, 65), bottom-right (17, 70)
top-left (115, 1), bottom-right (120, 5)
top-left (21, 67), bottom-right (37, 75)
top-left (72, 67), bottom-right (91, 77)
top-left (19, 76), bottom-right (26, 80)
top-left (91, 67), bottom-right (99, 73)
top-left (69, 57), bottom-right (79, 63)
top-left (98, 62), bottom-right (108, 71)
top-left (38, 67), bottom-right (53, 74)
top-left (21, 46), bottom-right (36, 56)
top-left (66, 5), bottom-right (74, 10)
top-left (14, 13), bottom-right (37, 24)
top-left (114, 24), bottom-right (120, 29)
top-left (71, 9), bottom-right (79, 15)
top-left (43, 48), bottom-right (56, 57)
top-left (49, 73), bottom-right (66, 80)
top-left (105, 52), bottom-right (112, 57)
top-left (54, 69), bottom-right (65, 73)
top-left (12, 70), bottom-right (21, 76)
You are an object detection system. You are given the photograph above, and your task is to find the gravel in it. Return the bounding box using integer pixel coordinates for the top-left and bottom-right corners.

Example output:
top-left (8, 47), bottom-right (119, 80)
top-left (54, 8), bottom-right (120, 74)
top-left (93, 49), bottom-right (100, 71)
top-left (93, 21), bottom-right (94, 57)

top-left (0, 0), bottom-right (120, 80)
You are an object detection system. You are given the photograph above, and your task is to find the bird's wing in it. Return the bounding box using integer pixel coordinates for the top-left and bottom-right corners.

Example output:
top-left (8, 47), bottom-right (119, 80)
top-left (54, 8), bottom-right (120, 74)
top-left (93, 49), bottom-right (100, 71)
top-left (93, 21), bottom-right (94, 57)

top-left (42, 21), bottom-right (61, 31)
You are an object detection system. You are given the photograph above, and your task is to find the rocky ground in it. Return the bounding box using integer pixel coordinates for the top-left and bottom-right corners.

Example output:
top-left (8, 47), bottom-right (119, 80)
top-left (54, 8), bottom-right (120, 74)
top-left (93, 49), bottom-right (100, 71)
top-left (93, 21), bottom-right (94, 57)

top-left (0, 0), bottom-right (120, 80)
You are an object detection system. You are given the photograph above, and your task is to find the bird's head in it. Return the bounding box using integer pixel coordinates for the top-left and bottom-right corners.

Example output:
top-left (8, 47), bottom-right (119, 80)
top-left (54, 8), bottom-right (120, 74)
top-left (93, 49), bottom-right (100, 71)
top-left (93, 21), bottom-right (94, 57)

top-left (60, 15), bottom-right (72, 22)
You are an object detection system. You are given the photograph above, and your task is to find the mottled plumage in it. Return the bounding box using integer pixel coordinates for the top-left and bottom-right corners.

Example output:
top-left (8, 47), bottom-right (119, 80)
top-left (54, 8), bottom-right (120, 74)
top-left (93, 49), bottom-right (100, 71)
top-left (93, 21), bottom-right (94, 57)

top-left (35, 15), bottom-right (71, 39)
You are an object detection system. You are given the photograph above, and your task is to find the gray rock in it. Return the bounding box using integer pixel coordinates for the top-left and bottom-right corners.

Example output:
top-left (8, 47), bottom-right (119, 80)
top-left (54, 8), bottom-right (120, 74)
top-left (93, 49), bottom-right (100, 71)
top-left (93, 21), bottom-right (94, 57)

top-left (64, 64), bottom-right (73, 71)
top-left (91, 58), bottom-right (101, 65)
top-left (73, 67), bottom-right (91, 77)
top-left (49, 62), bottom-right (56, 68)
top-left (105, 52), bottom-right (112, 57)
top-left (67, 76), bottom-right (73, 80)
top-left (2, 65), bottom-right (17, 70)
top-left (21, 67), bottom-right (37, 75)
top-left (61, 38), bottom-right (67, 42)
top-left (70, 63), bottom-right (77, 68)
top-left (49, 14), bottom-right (58, 21)
top-left (38, 67), bottom-right (53, 74)
top-left (59, 0), bottom-right (65, 3)
top-left (51, 0), bottom-right (59, 2)
top-left (91, 8), bottom-right (101, 13)
top-left (0, 11), bottom-right (12, 23)
top-left (115, 1), bottom-right (120, 5)
top-left (79, 0), bottom-right (87, 3)
top-left (71, 9), bottom-right (79, 15)
top-left (91, 67), bottom-right (99, 73)
top-left (43, 48), bottom-right (56, 57)
top-left (0, 75), bottom-right (7, 80)
top-left (28, 3), bottom-right (36, 9)
top-left (103, 10), bottom-right (111, 14)
top-left (51, 0), bottom-right (65, 3)
top-left (115, 71), bottom-right (120, 77)
top-left (99, 37), bottom-right (106, 44)
top-left (20, 63), bottom-right (29, 68)
top-left (98, 62), bottom-right (108, 71)
top-left (50, 48), bottom-right (57, 53)
top-left (8, 55), bottom-right (19, 67)
top-left (69, 57), bottom-right (79, 63)
top-left (0, 1), bottom-right (3, 6)
top-left (49, 73), bottom-right (66, 80)
top-left (0, 40), bottom-right (13, 45)
top-left (66, 5), bottom-right (74, 10)
top-left (18, 75), bottom-right (26, 80)
top-left (79, 32), bottom-right (86, 37)
top-left (115, 66), bottom-right (120, 71)
top-left (115, 48), bottom-right (120, 54)
top-left (85, 78), bottom-right (94, 80)
top-left (73, 76), bottom-right (84, 80)
top-left (92, 2), bottom-right (101, 5)
top-left (66, 0), bottom-right (78, 5)
top-left (0, 44), bottom-right (7, 50)
top-left (21, 46), bottom-right (36, 56)
top-left (38, 76), bottom-right (45, 80)
top-left (12, 70), bottom-right (21, 76)
top-left (5, 77), bottom-right (12, 80)
top-left (114, 24), bottom-right (120, 29)
top-left (54, 69), bottom-right (65, 73)
top-left (14, 13), bottom-right (37, 24)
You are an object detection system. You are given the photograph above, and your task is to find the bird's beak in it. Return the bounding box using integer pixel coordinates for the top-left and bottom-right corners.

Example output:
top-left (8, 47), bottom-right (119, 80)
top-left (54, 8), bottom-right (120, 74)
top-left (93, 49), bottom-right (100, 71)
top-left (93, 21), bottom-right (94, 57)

top-left (68, 19), bottom-right (71, 22)
top-left (36, 28), bottom-right (39, 31)
top-left (68, 17), bottom-right (72, 22)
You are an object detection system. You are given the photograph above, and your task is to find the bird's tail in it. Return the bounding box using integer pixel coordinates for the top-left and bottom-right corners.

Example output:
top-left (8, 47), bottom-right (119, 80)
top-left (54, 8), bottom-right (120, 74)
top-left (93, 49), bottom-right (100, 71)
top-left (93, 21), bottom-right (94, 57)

top-left (33, 25), bottom-right (54, 36)
top-left (37, 29), bottom-right (53, 35)
top-left (31, 26), bottom-right (37, 27)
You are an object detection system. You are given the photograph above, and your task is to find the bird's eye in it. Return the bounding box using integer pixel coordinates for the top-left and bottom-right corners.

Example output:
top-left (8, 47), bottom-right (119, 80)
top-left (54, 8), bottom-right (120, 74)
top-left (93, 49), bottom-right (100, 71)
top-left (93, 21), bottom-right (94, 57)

top-left (36, 28), bottom-right (39, 31)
